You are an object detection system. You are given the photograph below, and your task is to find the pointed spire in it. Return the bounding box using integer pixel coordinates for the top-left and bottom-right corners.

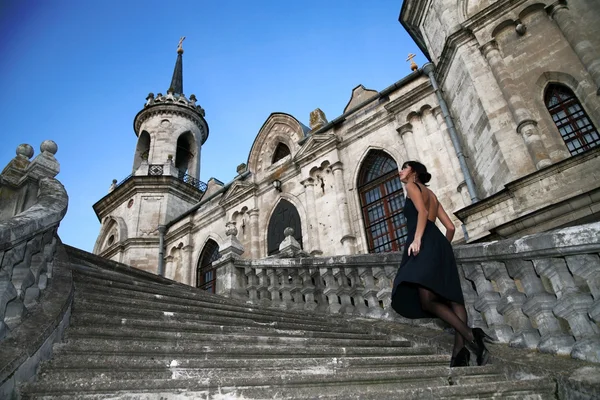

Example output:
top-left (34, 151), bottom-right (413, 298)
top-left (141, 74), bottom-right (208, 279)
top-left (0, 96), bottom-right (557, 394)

top-left (168, 37), bottom-right (185, 95)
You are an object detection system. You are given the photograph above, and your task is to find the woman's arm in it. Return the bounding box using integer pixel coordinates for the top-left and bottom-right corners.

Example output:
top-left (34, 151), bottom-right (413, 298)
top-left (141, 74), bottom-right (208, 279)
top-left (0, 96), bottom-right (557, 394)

top-left (406, 183), bottom-right (428, 256)
top-left (437, 202), bottom-right (456, 242)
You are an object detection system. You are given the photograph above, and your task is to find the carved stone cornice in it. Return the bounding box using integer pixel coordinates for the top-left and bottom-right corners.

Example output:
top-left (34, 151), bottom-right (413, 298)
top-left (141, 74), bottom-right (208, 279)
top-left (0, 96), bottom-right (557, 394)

top-left (384, 81), bottom-right (433, 115)
top-left (133, 104), bottom-right (208, 144)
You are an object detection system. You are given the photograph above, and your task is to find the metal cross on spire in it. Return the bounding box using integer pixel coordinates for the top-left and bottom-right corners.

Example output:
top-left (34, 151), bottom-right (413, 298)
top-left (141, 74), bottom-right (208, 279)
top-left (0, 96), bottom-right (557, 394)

top-left (177, 36), bottom-right (186, 54)
top-left (406, 53), bottom-right (418, 71)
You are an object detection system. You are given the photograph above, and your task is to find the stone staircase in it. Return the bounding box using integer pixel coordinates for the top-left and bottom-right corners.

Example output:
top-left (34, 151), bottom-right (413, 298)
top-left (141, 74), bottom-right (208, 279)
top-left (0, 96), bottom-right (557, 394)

top-left (20, 249), bottom-right (558, 399)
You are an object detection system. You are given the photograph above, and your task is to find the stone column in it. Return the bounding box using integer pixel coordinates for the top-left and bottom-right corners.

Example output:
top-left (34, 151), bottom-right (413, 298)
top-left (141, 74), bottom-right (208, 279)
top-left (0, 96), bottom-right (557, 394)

top-left (301, 177), bottom-right (322, 255)
top-left (481, 40), bottom-right (551, 169)
top-left (331, 162), bottom-right (356, 255)
top-left (421, 108), bottom-right (447, 189)
top-left (182, 244), bottom-right (193, 286)
top-left (547, 1), bottom-right (600, 94)
top-left (397, 123), bottom-right (418, 161)
top-left (248, 208), bottom-right (260, 259)
top-left (433, 107), bottom-right (469, 206)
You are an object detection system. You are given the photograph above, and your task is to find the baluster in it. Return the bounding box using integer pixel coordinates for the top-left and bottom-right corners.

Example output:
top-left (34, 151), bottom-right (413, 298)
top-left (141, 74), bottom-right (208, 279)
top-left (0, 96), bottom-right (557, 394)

top-left (299, 268), bottom-right (317, 311)
top-left (333, 268), bottom-right (354, 314)
top-left (320, 267), bottom-right (341, 314)
top-left (500, 260), bottom-right (541, 349)
top-left (278, 268), bottom-right (294, 308)
top-left (566, 254), bottom-right (600, 325)
top-left (535, 257), bottom-right (598, 362)
top-left (482, 260), bottom-right (535, 347)
top-left (510, 258), bottom-right (573, 355)
top-left (311, 268), bottom-right (329, 313)
top-left (256, 268), bottom-right (270, 306)
top-left (463, 263), bottom-right (512, 341)
top-left (269, 269), bottom-right (284, 308)
top-left (245, 267), bottom-right (259, 303)
top-left (358, 267), bottom-right (383, 318)
top-left (344, 268), bottom-right (369, 315)
top-left (288, 269), bottom-right (304, 310)
top-left (458, 265), bottom-right (486, 329)
top-left (373, 267), bottom-right (392, 310)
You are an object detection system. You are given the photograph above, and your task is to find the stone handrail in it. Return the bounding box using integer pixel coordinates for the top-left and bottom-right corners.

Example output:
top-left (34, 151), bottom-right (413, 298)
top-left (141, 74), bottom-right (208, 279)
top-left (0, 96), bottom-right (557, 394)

top-left (0, 141), bottom-right (71, 397)
top-left (215, 222), bottom-right (600, 363)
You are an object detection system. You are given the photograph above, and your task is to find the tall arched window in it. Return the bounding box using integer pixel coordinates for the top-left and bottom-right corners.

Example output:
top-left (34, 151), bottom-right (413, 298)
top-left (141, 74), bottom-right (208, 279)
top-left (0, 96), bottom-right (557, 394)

top-left (272, 143), bottom-right (291, 164)
top-left (545, 84), bottom-right (599, 155)
top-left (197, 240), bottom-right (220, 292)
top-left (267, 199), bottom-right (302, 255)
top-left (176, 132), bottom-right (196, 178)
top-left (132, 131), bottom-right (151, 172)
top-left (358, 150), bottom-right (408, 253)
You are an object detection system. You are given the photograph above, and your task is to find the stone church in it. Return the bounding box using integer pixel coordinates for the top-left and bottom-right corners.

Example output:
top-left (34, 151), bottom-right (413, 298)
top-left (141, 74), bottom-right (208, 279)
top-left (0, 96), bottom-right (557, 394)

top-left (92, 0), bottom-right (600, 289)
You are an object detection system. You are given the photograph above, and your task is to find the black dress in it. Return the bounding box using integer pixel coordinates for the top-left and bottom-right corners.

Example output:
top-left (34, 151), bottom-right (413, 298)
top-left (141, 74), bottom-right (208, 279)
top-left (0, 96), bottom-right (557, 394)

top-left (391, 186), bottom-right (464, 319)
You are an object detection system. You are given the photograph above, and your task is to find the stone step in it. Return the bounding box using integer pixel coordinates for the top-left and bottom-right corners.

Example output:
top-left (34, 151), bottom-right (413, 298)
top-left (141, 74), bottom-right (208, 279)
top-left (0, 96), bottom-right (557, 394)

top-left (40, 354), bottom-right (452, 372)
top-left (72, 300), bottom-right (374, 335)
top-left (35, 364), bottom-right (504, 385)
top-left (74, 289), bottom-right (362, 331)
top-left (69, 313), bottom-right (385, 340)
top-left (73, 269), bottom-right (323, 321)
top-left (22, 370), bottom-right (554, 399)
top-left (64, 325), bottom-right (411, 348)
top-left (52, 338), bottom-right (436, 357)
top-left (73, 272), bottom-right (338, 324)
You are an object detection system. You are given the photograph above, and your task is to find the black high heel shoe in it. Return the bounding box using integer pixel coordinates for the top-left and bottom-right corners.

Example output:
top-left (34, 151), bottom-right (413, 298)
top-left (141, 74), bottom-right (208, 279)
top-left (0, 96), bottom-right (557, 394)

top-left (450, 347), bottom-right (470, 367)
top-left (466, 327), bottom-right (492, 366)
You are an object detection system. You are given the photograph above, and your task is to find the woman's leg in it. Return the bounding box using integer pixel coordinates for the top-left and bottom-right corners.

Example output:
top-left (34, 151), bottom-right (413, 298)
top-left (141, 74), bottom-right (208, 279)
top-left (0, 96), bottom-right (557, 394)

top-left (450, 302), bottom-right (468, 357)
top-left (418, 287), bottom-right (474, 345)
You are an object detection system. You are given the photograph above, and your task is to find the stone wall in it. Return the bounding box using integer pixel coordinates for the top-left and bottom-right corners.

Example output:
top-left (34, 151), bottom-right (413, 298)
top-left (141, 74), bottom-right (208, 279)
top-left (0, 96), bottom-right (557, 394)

top-left (215, 222), bottom-right (600, 363)
top-left (0, 141), bottom-right (72, 398)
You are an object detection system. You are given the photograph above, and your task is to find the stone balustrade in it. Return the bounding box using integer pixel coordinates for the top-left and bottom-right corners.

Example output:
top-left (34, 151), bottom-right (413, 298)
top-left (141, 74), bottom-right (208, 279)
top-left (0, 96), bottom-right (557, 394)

top-left (214, 222), bottom-right (600, 363)
top-left (0, 141), bottom-right (71, 397)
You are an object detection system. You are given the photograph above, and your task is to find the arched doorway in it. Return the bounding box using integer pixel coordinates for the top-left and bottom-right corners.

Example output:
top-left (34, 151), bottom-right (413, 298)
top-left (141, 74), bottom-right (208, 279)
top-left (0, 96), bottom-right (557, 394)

top-left (197, 239), bottom-right (220, 292)
top-left (267, 199), bottom-right (302, 255)
top-left (357, 150), bottom-right (408, 253)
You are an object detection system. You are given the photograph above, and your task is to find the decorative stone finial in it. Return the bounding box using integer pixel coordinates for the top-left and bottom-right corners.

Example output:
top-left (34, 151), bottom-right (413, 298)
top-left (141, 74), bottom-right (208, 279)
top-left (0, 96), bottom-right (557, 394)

top-left (407, 53), bottom-right (418, 71)
top-left (236, 163), bottom-right (247, 174)
top-left (225, 221), bottom-right (238, 237)
top-left (16, 144), bottom-right (34, 159)
top-left (309, 108), bottom-right (328, 131)
top-left (284, 227), bottom-right (294, 237)
top-left (40, 140), bottom-right (58, 155)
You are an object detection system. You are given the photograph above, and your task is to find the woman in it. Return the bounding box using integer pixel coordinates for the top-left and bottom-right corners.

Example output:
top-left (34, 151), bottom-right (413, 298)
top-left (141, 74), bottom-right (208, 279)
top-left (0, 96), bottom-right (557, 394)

top-left (391, 161), bottom-right (490, 367)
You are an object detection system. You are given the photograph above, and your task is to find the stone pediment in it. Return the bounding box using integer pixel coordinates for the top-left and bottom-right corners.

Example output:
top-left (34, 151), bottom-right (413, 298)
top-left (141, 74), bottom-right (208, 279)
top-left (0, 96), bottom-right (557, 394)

top-left (219, 179), bottom-right (257, 209)
top-left (293, 134), bottom-right (339, 165)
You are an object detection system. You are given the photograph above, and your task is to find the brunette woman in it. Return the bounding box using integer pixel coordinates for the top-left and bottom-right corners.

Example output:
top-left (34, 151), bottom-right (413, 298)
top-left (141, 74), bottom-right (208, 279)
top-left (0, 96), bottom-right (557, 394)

top-left (391, 161), bottom-right (490, 367)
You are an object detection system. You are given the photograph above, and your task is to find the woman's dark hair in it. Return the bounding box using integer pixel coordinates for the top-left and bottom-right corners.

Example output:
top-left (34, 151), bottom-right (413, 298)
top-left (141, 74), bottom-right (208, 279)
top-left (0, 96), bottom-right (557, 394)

top-left (401, 161), bottom-right (432, 184)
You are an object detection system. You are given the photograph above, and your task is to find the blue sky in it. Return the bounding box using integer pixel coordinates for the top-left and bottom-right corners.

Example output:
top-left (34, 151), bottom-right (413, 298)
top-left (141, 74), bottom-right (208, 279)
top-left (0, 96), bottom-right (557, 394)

top-left (0, 0), bottom-right (425, 252)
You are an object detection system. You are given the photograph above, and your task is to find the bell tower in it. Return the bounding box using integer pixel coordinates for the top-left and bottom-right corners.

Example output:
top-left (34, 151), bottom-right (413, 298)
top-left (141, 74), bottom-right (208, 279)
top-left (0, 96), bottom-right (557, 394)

top-left (92, 38), bottom-right (209, 274)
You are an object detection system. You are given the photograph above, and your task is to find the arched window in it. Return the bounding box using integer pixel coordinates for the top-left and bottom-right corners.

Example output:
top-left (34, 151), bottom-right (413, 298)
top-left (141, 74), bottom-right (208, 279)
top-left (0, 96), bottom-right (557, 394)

top-left (358, 150), bottom-right (408, 253)
top-left (197, 240), bottom-right (220, 292)
top-left (267, 199), bottom-right (302, 255)
top-left (176, 132), bottom-right (196, 178)
top-left (272, 143), bottom-right (291, 164)
top-left (545, 84), bottom-right (599, 155)
top-left (132, 131), bottom-right (151, 172)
